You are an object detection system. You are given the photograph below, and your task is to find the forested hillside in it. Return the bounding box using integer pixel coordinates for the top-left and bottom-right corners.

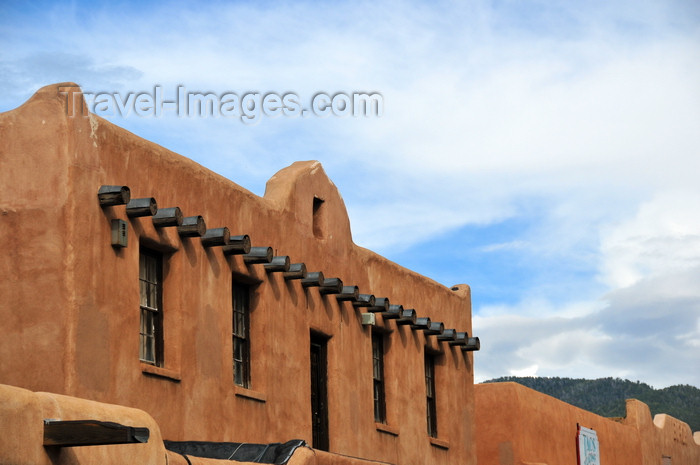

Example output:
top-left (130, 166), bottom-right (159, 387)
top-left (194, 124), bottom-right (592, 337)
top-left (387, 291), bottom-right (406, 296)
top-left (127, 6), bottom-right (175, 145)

top-left (482, 377), bottom-right (700, 432)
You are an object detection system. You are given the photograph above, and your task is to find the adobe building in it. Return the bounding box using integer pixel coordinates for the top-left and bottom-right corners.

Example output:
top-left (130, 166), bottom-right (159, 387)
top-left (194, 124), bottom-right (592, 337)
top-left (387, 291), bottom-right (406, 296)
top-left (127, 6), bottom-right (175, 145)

top-left (2, 83), bottom-right (699, 465)
top-left (475, 382), bottom-right (700, 465)
top-left (0, 83), bottom-right (479, 465)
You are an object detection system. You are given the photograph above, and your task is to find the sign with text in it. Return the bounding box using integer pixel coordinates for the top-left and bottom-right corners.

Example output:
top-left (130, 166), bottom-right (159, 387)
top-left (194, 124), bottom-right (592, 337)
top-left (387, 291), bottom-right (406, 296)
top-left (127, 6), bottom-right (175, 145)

top-left (577, 425), bottom-right (601, 465)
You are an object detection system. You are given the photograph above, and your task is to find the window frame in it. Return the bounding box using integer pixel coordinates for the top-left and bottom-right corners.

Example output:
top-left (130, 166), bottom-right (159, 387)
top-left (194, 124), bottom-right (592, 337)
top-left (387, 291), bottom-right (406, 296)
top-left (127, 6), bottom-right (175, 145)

top-left (372, 331), bottom-right (387, 424)
top-left (310, 332), bottom-right (330, 451)
top-left (232, 282), bottom-right (251, 388)
top-left (139, 247), bottom-right (163, 366)
top-left (425, 352), bottom-right (438, 438)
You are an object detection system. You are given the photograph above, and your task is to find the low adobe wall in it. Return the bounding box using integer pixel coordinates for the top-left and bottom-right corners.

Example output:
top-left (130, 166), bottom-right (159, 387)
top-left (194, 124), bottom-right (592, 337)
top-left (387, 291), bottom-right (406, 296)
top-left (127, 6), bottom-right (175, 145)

top-left (0, 383), bottom-right (166, 465)
top-left (476, 382), bottom-right (700, 465)
top-left (475, 382), bottom-right (642, 465)
top-left (0, 383), bottom-right (390, 465)
top-left (622, 398), bottom-right (700, 465)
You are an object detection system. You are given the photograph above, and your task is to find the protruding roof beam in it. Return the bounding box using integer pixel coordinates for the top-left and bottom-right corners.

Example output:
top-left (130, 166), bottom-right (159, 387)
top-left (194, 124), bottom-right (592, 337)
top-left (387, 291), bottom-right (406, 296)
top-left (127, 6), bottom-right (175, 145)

top-left (436, 329), bottom-right (456, 341)
top-left (448, 332), bottom-right (469, 346)
top-left (461, 337), bottom-right (481, 352)
top-left (352, 294), bottom-right (375, 308)
top-left (243, 246), bottom-right (273, 264)
top-left (424, 321), bottom-right (444, 336)
top-left (264, 255), bottom-right (290, 272)
top-left (178, 216), bottom-right (206, 237)
top-left (98, 185), bottom-right (130, 206)
top-left (395, 308), bottom-right (417, 326)
top-left (336, 286), bottom-right (359, 302)
top-left (319, 278), bottom-right (343, 295)
top-left (301, 271), bottom-right (324, 288)
top-left (201, 227), bottom-right (229, 247)
top-left (283, 263), bottom-right (307, 280)
top-left (223, 235), bottom-right (251, 255)
top-left (126, 198), bottom-right (157, 217)
top-left (411, 317), bottom-right (431, 330)
top-left (366, 297), bottom-right (390, 313)
top-left (380, 304), bottom-right (403, 319)
top-left (152, 207), bottom-right (183, 228)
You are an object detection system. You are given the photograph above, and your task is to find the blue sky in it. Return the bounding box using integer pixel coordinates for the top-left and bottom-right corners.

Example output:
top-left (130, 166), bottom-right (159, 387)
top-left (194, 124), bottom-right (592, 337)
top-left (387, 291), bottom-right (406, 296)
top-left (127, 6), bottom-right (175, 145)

top-left (2, 0), bottom-right (699, 388)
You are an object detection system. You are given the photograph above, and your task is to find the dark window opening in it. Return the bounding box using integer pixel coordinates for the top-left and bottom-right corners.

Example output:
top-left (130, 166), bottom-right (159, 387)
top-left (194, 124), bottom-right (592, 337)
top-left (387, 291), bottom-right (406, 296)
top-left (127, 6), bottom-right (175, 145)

top-left (310, 333), bottom-right (329, 451)
top-left (312, 196), bottom-right (325, 239)
top-left (372, 332), bottom-right (387, 424)
top-left (425, 353), bottom-right (438, 438)
top-left (233, 283), bottom-right (251, 388)
top-left (140, 248), bottom-right (163, 366)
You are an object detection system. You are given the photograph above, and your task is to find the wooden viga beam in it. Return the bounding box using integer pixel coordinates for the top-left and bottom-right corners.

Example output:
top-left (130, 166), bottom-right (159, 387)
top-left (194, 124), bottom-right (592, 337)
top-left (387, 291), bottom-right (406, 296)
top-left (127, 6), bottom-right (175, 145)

top-left (461, 337), bottom-right (481, 352)
top-left (395, 308), bottom-right (417, 326)
top-left (352, 294), bottom-right (375, 308)
top-left (97, 185), bottom-right (130, 206)
top-left (381, 305), bottom-right (403, 320)
top-left (319, 278), bottom-right (343, 295)
top-left (152, 207), bottom-right (183, 228)
top-left (264, 255), bottom-right (291, 272)
top-left (301, 271), bottom-right (324, 288)
top-left (243, 247), bottom-right (273, 264)
top-left (126, 198), bottom-right (157, 218)
top-left (283, 263), bottom-right (307, 280)
top-left (223, 235), bottom-right (252, 256)
top-left (201, 227), bottom-right (230, 247)
top-left (43, 419), bottom-right (149, 447)
top-left (366, 297), bottom-right (389, 313)
top-left (448, 332), bottom-right (469, 346)
top-left (178, 216), bottom-right (206, 237)
top-left (336, 286), bottom-right (359, 302)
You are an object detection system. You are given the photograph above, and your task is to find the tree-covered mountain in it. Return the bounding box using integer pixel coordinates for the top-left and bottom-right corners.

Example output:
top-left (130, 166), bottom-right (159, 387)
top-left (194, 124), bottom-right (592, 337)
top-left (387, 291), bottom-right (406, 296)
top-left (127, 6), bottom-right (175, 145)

top-left (481, 376), bottom-right (700, 433)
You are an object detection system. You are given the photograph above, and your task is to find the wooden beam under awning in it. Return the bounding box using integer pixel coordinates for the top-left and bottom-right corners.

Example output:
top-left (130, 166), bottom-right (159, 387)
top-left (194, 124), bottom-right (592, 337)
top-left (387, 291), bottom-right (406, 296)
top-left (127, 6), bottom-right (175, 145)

top-left (43, 419), bottom-right (149, 447)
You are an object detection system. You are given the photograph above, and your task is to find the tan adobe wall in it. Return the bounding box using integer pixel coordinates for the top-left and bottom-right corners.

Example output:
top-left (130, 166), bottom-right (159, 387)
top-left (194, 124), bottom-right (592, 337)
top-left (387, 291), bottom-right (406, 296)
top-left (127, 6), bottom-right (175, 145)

top-left (0, 83), bottom-right (476, 465)
top-left (0, 383), bottom-right (390, 465)
top-left (622, 399), bottom-right (700, 465)
top-left (475, 382), bottom-right (642, 465)
top-left (475, 382), bottom-right (700, 465)
top-left (0, 383), bottom-right (166, 465)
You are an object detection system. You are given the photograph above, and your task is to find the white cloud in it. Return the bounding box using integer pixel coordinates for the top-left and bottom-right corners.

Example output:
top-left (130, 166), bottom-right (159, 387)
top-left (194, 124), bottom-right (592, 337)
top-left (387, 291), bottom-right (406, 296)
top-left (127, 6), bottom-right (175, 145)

top-left (598, 191), bottom-right (700, 288)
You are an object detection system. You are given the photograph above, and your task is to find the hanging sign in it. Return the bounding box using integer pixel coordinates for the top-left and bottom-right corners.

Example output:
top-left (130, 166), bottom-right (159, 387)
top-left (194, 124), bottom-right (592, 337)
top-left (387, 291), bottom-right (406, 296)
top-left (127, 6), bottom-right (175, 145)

top-left (577, 425), bottom-right (600, 465)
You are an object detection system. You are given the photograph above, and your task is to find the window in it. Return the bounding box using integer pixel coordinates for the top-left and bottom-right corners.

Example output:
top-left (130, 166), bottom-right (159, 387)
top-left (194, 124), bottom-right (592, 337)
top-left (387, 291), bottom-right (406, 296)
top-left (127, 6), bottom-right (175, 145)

top-left (232, 283), bottom-right (251, 388)
top-left (310, 333), bottom-right (329, 451)
top-left (372, 332), bottom-right (387, 423)
top-left (312, 196), bottom-right (325, 239)
top-left (139, 248), bottom-right (163, 365)
top-left (425, 353), bottom-right (438, 437)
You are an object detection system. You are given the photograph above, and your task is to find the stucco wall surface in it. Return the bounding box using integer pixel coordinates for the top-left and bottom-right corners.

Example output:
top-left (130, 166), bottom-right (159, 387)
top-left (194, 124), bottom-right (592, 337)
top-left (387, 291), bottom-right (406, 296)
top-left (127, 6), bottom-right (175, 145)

top-left (0, 383), bottom-right (166, 465)
top-left (622, 399), bottom-right (700, 465)
top-left (0, 83), bottom-right (476, 465)
top-left (475, 382), bottom-right (700, 465)
top-left (0, 383), bottom-right (398, 465)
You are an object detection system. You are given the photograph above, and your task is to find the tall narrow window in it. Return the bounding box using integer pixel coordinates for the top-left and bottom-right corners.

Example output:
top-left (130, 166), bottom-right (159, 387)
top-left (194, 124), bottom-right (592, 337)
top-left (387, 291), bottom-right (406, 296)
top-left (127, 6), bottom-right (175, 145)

top-left (139, 248), bottom-right (163, 365)
top-left (312, 196), bottom-right (325, 239)
top-left (425, 353), bottom-right (438, 437)
top-left (310, 333), bottom-right (329, 451)
top-left (372, 332), bottom-right (387, 423)
top-left (232, 283), bottom-right (250, 388)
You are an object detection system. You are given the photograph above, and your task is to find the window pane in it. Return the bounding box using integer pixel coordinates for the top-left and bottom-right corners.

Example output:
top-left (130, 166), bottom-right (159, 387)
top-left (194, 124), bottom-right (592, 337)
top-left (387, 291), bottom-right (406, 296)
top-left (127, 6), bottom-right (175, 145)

top-left (139, 249), bottom-right (162, 366)
top-left (425, 354), bottom-right (437, 437)
top-left (232, 283), bottom-right (250, 387)
top-left (148, 282), bottom-right (157, 308)
top-left (139, 254), bottom-right (146, 280)
top-left (140, 280), bottom-right (148, 306)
